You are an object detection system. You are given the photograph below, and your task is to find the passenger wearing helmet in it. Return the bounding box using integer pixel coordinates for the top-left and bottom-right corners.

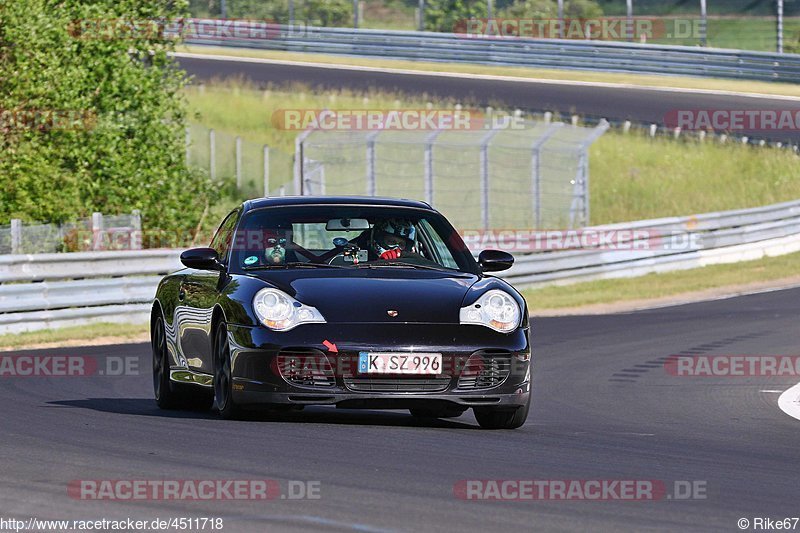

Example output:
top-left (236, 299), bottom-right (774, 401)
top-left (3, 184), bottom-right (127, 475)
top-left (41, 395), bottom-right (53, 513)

top-left (372, 219), bottom-right (418, 261)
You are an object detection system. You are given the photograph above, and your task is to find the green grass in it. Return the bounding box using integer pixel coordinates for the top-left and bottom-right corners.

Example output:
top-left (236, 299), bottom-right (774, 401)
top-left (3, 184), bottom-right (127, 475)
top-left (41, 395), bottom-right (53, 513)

top-left (185, 81), bottom-right (800, 225)
top-left (589, 134), bottom-right (800, 224)
top-left (0, 322), bottom-right (149, 349)
top-left (522, 249), bottom-right (800, 311)
top-left (360, 0), bottom-right (417, 31)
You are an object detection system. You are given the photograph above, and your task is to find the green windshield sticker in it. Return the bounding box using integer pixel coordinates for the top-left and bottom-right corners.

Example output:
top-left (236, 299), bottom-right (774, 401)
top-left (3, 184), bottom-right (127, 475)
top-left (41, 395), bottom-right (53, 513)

top-left (244, 255), bottom-right (258, 265)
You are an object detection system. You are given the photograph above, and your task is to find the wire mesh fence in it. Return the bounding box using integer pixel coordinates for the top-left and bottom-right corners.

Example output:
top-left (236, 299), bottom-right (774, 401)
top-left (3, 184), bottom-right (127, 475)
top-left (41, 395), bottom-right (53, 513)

top-left (186, 122), bottom-right (295, 199)
top-left (0, 213), bottom-right (141, 255)
top-left (296, 119), bottom-right (608, 231)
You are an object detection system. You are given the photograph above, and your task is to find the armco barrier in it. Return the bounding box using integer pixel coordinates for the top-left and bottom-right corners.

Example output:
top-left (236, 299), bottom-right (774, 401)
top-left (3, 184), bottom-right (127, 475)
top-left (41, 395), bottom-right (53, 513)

top-left (2, 199), bottom-right (800, 333)
top-left (178, 20), bottom-right (800, 83)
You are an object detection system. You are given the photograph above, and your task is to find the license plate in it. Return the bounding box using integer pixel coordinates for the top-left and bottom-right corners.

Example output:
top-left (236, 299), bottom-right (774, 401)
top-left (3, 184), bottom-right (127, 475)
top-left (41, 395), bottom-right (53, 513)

top-left (358, 352), bottom-right (443, 375)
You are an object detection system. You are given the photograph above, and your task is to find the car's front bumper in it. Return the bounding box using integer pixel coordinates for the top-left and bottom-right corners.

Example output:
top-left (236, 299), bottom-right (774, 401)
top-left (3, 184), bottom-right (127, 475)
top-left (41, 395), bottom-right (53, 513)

top-left (225, 322), bottom-right (531, 409)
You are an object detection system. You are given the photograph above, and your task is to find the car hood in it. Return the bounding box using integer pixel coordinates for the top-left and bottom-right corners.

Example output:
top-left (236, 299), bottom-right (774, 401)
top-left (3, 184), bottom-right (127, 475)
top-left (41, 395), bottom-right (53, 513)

top-left (248, 268), bottom-right (479, 324)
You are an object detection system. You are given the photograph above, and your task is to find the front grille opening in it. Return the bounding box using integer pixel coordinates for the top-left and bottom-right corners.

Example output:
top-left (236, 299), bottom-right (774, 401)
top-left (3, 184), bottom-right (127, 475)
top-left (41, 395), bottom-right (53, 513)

top-left (456, 351), bottom-right (512, 390)
top-left (275, 349), bottom-right (336, 389)
top-left (343, 374), bottom-right (451, 393)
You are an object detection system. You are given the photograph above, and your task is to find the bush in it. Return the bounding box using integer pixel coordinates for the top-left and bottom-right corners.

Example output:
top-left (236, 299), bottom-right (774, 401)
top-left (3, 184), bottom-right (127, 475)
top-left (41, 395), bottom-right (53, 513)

top-left (302, 0), bottom-right (353, 26)
top-left (499, 0), bottom-right (602, 20)
top-left (424, 0), bottom-right (487, 32)
top-left (0, 0), bottom-right (217, 242)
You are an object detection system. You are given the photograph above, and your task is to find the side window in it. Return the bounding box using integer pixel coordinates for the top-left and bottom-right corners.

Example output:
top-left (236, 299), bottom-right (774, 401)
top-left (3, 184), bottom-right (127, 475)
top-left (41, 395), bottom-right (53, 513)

top-left (210, 210), bottom-right (239, 264)
top-left (418, 219), bottom-right (459, 269)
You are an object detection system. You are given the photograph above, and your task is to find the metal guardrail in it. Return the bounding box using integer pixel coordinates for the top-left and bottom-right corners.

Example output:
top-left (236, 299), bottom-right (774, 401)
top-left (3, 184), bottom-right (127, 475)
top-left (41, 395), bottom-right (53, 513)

top-left (2, 198), bottom-right (800, 332)
top-left (180, 20), bottom-right (800, 83)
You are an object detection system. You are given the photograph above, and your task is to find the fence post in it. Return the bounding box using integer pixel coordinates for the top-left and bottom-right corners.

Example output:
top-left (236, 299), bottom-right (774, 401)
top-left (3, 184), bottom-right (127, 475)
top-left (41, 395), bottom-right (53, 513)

top-left (424, 130), bottom-right (442, 206)
top-left (778, 0), bottom-right (784, 53)
top-left (417, 0), bottom-right (424, 31)
top-left (294, 128), bottom-right (314, 195)
top-left (235, 136), bottom-right (242, 190)
top-left (626, 0), bottom-right (633, 41)
top-left (366, 131), bottom-right (379, 196)
top-left (570, 120), bottom-right (609, 228)
top-left (700, 0), bottom-right (707, 46)
top-left (131, 209), bottom-right (142, 250)
top-left (263, 145), bottom-right (270, 197)
top-left (479, 129), bottom-right (500, 230)
top-left (209, 129), bottom-right (216, 180)
top-left (531, 123), bottom-right (564, 229)
top-left (10, 219), bottom-right (21, 254)
top-left (91, 212), bottom-right (104, 251)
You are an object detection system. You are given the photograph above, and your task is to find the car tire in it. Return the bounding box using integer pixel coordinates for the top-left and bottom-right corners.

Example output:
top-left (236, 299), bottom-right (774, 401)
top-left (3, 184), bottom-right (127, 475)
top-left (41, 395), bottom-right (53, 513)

top-left (153, 314), bottom-right (213, 411)
top-left (473, 394), bottom-right (531, 430)
top-left (213, 321), bottom-right (241, 420)
top-left (409, 407), bottom-right (466, 419)
top-left (152, 315), bottom-right (180, 409)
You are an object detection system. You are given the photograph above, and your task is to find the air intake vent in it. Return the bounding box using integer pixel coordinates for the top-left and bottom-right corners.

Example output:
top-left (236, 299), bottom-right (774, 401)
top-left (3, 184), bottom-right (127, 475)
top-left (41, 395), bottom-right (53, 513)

top-left (275, 350), bottom-right (336, 389)
top-left (456, 351), bottom-right (512, 390)
top-left (343, 375), bottom-right (451, 392)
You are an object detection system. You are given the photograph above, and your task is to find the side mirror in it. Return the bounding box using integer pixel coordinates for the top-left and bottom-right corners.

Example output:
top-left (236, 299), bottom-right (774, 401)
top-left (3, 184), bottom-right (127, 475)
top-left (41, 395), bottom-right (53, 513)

top-left (478, 250), bottom-right (514, 273)
top-left (180, 247), bottom-right (224, 271)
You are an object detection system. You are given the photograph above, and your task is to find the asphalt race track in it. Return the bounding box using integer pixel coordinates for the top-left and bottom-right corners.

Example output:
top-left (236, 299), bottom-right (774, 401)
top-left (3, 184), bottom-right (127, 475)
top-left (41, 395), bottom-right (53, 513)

top-left (176, 54), bottom-right (800, 144)
top-left (2, 288), bottom-right (799, 532)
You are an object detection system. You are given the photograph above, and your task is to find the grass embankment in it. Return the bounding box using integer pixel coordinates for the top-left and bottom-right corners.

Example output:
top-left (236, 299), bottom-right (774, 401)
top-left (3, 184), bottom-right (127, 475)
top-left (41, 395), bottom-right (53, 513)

top-left (0, 323), bottom-right (149, 350)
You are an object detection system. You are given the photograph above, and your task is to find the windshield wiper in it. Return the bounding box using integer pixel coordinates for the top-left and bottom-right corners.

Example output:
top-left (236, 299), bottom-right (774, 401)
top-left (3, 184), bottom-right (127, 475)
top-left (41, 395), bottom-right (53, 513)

top-left (243, 262), bottom-right (345, 270)
top-left (355, 261), bottom-right (450, 271)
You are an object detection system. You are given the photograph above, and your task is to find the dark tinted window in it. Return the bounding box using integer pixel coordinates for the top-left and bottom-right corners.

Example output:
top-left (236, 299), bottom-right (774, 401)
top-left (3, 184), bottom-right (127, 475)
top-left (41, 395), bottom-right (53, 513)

top-left (230, 205), bottom-right (478, 274)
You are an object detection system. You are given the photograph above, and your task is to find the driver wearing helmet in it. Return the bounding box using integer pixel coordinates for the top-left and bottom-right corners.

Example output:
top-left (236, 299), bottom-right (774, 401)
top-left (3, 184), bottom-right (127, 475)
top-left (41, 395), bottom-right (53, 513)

top-left (372, 219), bottom-right (418, 260)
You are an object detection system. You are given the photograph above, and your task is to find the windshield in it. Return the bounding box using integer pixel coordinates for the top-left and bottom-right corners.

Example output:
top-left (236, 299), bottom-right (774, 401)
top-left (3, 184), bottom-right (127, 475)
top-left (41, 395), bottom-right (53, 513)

top-left (229, 205), bottom-right (479, 274)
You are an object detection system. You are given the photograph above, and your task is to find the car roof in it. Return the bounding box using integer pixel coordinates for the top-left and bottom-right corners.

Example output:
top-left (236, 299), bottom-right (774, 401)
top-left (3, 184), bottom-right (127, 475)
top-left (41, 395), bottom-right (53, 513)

top-left (242, 196), bottom-right (433, 212)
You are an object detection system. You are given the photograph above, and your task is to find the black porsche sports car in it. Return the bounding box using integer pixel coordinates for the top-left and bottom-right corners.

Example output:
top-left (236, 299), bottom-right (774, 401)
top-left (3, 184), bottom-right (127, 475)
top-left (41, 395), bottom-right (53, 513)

top-left (151, 196), bottom-right (531, 429)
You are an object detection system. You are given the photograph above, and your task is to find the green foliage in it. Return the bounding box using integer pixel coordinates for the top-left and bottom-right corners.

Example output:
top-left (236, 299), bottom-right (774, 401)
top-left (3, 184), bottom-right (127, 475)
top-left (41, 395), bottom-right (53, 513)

top-left (423, 0), bottom-right (603, 32)
top-left (189, 0), bottom-right (352, 26)
top-left (787, 31), bottom-right (800, 54)
top-left (498, 0), bottom-right (602, 19)
top-left (302, 0), bottom-right (353, 26)
top-left (424, 0), bottom-right (486, 32)
top-left (0, 0), bottom-right (217, 243)
top-left (225, 0), bottom-right (289, 21)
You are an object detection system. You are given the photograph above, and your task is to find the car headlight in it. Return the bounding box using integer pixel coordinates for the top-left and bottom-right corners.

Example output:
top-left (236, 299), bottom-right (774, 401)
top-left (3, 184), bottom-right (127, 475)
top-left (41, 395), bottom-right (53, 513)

top-left (253, 288), bottom-right (326, 331)
top-left (459, 289), bottom-right (521, 333)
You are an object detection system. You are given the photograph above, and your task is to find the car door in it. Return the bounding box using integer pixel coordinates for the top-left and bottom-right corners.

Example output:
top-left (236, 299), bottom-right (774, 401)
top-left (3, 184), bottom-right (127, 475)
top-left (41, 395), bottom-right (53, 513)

top-left (177, 209), bottom-right (239, 375)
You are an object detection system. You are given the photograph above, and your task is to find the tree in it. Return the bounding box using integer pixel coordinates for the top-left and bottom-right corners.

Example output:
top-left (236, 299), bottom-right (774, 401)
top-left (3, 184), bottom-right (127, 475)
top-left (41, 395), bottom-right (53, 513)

top-left (0, 0), bottom-right (215, 243)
